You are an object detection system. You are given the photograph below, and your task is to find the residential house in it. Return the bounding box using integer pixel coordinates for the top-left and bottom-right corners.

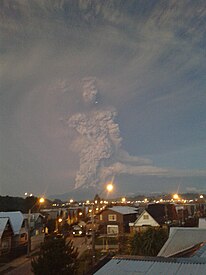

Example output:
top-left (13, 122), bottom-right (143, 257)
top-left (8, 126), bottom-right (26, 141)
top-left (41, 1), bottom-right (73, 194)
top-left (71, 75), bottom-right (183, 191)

top-left (0, 212), bottom-right (27, 251)
top-left (0, 218), bottom-right (13, 257)
top-left (147, 203), bottom-right (178, 225)
top-left (24, 213), bottom-right (45, 236)
top-left (129, 209), bottom-right (160, 233)
top-left (96, 206), bottom-right (138, 235)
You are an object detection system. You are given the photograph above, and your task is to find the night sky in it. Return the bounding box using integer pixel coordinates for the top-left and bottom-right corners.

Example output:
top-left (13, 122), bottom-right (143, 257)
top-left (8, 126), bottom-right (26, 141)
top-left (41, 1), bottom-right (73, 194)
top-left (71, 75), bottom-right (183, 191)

top-left (1, 1), bottom-right (206, 198)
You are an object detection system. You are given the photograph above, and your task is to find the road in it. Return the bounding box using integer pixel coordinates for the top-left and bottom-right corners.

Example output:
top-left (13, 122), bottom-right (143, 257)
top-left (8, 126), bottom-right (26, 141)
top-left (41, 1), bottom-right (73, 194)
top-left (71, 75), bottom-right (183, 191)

top-left (5, 260), bottom-right (31, 275)
top-left (70, 235), bottom-right (92, 257)
top-left (4, 236), bottom-right (90, 274)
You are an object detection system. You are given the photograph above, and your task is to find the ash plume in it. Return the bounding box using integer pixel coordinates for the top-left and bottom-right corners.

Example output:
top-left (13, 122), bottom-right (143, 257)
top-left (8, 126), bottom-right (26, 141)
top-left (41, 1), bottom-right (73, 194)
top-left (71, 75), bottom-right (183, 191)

top-left (68, 78), bottom-right (153, 189)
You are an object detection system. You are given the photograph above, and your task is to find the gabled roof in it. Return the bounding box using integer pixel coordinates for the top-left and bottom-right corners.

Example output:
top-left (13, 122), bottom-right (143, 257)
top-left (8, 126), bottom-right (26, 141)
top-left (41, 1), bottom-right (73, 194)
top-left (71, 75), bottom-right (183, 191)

top-left (158, 227), bottom-right (206, 257)
top-left (107, 206), bottom-right (138, 215)
top-left (0, 211), bottom-right (25, 235)
top-left (24, 213), bottom-right (44, 221)
top-left (94, 256), bottom-right (206, 275)
top-left (132, 209), bottom-right (160, 227)
top-left (0, 217), bottom-right (11, 239)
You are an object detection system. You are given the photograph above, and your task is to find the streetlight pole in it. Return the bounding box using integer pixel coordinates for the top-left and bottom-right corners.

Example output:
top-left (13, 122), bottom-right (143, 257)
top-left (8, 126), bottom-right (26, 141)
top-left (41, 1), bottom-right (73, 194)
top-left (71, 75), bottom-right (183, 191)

top-left (91, 182), bottom-right (114, 266)
top-left (27, 197), bottom-right (45, 257)
top-left (27, 208), bottom-right (31, 257)
top-left (91, 203), bottom-right (95, 266)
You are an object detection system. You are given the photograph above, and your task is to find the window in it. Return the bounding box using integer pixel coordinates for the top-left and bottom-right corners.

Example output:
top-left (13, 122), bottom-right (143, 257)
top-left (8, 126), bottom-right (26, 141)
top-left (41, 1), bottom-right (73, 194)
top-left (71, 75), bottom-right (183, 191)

top-left (20, 233), bottom-right (27, 240)
top-left (108, 214), bottom-right (117, 221)
top-left (1, 239), bottom-right (10, 253)
top-left (143, 214), bottom-right (149, 220)
top-left (107, 225), bottom-right (119, 235)
top-left (100, 214), bottom-right (103, 221)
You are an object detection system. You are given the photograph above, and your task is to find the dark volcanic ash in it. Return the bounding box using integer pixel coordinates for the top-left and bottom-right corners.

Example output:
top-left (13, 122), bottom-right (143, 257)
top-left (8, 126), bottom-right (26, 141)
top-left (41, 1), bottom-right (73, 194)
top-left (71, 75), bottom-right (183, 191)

top-left (68, 78), bottom-right (153, 189)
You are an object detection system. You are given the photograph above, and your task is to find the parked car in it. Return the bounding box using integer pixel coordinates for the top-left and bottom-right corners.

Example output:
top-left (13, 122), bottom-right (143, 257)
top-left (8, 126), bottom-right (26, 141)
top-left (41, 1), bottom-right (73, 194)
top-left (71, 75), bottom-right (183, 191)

top-left (72, 225), bottom-right (84, 237)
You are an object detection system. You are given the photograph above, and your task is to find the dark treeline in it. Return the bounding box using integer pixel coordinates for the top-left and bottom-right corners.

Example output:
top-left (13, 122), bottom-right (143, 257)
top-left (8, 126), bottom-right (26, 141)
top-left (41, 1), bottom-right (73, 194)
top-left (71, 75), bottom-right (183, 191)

top-left (0, 196), bottom-right (40, 213)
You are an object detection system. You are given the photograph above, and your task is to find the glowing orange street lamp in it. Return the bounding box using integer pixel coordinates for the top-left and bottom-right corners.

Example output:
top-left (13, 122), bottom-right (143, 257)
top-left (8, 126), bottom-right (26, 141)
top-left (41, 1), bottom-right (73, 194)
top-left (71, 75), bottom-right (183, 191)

top-left (106, 183), bottom-right (114, 192)
top-left (39, 197), bottom-right (45, 204)
top-left (122, 197), bottom-right (126, 203)
top-left (58, 218), bottom-right (63, 223)
top-left (173, 194), bottom-right (179, 200)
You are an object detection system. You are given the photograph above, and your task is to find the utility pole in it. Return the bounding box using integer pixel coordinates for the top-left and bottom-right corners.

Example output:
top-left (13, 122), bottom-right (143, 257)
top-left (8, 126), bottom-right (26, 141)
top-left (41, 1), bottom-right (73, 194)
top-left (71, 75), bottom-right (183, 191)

top-left (27, 208), bottom-right (31, 257)
top-left (92, 203), bottom-right (95, 266)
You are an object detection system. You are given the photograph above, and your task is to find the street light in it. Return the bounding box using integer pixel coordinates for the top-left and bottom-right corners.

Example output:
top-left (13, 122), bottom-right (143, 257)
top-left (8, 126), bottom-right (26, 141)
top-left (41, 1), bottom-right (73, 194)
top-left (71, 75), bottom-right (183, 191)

top-left (39, 197), bottom-right (45, 204)
top-left (91, 182), bottom-right (114, 266)
top-left (173, 194), bottom-right (179, 200)
top-left (106, 183), bottom-right (114, 193)
top-left (27, 197), bottom-right (45, 257)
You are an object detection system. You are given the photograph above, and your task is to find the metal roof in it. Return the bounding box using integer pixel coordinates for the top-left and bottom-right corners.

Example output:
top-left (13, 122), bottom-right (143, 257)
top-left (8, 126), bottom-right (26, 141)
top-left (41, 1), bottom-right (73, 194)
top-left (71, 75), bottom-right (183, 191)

top-left (158, 227), bottom-right (206, 257)
top-left (0, 211), bottom-right (25, 235)
top-left (0, 217), bottom-right (10, 239)
top-left (94, 256), bottom-right (206, 275)
top-left (108, 206), bottom-right (138, 215)
top-left (193, 242), bottom-right (206, 258)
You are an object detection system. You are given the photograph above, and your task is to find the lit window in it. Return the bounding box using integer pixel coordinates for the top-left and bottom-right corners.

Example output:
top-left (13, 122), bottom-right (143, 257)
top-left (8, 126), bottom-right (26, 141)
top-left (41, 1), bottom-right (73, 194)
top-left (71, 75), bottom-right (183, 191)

top-left (107, 225), bottom-right (119, 234)
top-left (100, 214), bottom-right (103, 221)
top-left (108, 214), bottom-right (117, 221)
top-left (143, 214), bottom-right (149, 220)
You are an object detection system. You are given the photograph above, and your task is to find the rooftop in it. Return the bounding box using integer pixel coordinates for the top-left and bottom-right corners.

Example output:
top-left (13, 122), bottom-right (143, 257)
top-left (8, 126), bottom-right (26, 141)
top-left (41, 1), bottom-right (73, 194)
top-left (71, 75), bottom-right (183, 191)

top-left (0, 211), bottom-right (25, 235)
top-left (0, 217), bottom-right (10, 238)
top-left (158, 227), bottom-right (206, 257)
top-left (107, 206), bottom-right (138, 215)
top-left (94, 255), bottom-right (206, 275)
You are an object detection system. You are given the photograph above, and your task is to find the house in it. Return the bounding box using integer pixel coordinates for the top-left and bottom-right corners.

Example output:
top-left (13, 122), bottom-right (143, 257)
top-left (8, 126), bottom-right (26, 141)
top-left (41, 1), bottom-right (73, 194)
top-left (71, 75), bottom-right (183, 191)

top-left (96, 206), bottom-right (138, 235)
top-left (24, 213), bottom-right (45, 236)
top-left (129, 209), bottom-right (160, 233)
top-left (147, 203), bottom-right (178, 225)
top-left (0, 218), bottom-right (13, 257)
top-left (0, 212), bottom-right (28, 250)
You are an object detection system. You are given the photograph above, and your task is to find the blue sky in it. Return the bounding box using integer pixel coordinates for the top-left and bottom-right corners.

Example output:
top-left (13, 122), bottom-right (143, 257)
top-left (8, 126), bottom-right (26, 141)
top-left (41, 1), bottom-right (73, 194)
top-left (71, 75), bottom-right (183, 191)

top-left (1, 1), bottom-right (206, 198)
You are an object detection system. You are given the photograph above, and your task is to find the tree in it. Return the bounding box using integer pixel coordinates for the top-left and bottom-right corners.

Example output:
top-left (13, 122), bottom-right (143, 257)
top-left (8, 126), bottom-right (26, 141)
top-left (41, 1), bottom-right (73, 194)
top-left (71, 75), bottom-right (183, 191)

top-left (130, 227), bottom-right (168, 256)
top-left (31, 237), bottom-right (79, 275)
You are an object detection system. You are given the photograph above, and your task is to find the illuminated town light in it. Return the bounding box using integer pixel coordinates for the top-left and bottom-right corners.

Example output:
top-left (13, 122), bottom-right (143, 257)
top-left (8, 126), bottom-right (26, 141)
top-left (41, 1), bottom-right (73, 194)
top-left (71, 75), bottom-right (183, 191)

top-left (173, 194), bottom-right (179, 200)
top-left (106, 183), bottom-right (114, 192)
top-left (200, 195), bottom-right (204, 199)
top-left (39, 197), bottom-right (45, 204)
top-left (70, 199), bottom-right (74, 203)
top-left (121, 197), bottom-right (126, 203)
top-left (58, 218), bottom-right (62, 223)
